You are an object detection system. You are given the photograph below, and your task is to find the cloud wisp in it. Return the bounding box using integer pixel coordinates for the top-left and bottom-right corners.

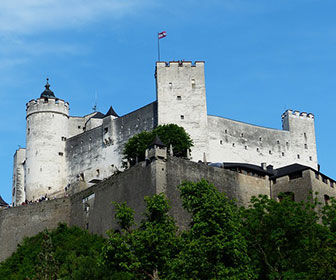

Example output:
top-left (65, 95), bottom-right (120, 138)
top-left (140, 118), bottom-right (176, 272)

top-left (0, 0), bottom-right (146, 34)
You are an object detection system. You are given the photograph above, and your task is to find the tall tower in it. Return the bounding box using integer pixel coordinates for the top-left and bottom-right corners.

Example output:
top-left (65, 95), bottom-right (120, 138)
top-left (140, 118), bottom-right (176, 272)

top-left (156, 61), bottom-right (208, 161)
top-left (25, 80), bottom-right (69, 201)
top-left (282, 110), bottom-right (318, 170)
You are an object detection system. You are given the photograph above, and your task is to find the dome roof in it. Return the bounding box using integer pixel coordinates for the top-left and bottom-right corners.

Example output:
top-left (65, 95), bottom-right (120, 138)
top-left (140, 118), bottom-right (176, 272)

top-left (40, 78), bottom-right (55, 98)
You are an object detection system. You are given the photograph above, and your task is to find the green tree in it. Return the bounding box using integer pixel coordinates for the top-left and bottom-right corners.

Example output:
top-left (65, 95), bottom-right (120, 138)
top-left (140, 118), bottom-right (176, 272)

top-left (168, 180), bottom-right (256, 280)
top-left (101, 194), bottom-right (179, 280)
top-left (242, 194), bottom-right (336, 280)
top-left (123, 124), bottom-right (193, 165)
top-left (0, 224), bottom-right (110, 280)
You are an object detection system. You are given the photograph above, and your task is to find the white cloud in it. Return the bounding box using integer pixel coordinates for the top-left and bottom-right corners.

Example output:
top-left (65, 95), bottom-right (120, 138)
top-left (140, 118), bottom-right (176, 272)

top-left (0, 0), bottom-right (146, 34)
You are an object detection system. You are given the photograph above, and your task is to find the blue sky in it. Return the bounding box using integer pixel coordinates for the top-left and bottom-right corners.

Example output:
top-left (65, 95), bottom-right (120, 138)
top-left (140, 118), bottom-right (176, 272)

top-left (1, 0), bottom-right (335, 203)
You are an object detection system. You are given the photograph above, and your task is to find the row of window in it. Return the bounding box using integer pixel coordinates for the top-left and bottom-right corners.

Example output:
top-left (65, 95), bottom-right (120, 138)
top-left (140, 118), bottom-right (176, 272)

top-left (168, 79), bottom-right (196, 89)
top-left (315, 172), bottom-right (334, 188)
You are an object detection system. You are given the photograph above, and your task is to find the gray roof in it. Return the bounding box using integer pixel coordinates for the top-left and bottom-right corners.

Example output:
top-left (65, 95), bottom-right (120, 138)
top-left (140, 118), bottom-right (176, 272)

top-left (270, 164), bottom-right (310, 179)
top-left (105, 106), bottom-right (119, 118)
top-left (149, 135), bottom-right (165, 148)
top-left (40, 79), bottom-right (55, 98)
top-left (0, 196), bottom-right (8, 207)
top-left (91, 112), bottom-right (105, 119)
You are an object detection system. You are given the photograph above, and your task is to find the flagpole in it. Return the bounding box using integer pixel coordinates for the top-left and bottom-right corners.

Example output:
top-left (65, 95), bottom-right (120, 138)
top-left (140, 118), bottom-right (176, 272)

top-left (158, 32), bottom-right (160, 61)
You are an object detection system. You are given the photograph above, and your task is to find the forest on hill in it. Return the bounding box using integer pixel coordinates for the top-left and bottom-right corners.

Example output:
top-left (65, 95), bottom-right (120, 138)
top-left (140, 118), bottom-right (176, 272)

top-left (1, 180), bottom-right (336, 280)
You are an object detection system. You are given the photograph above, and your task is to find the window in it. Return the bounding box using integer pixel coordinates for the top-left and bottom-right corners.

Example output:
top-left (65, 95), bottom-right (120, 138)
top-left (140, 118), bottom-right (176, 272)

top-left (278, 192), bottom-right (295, 202)
top-left (309, 156), bottom-right (312, 161)
top-left (80, 173), bottom-right (85, 181)
top-left (304, 144), bottom-right (308, 149)
top-left (277, 140), bottom-right (280, 144)
top-left (59, 152), bottom-right (64, 156)
top-left (256, 148), bottom-right (260, 152)
top-left (315, 172), bottom-right (319, 179)
top-left (232, 143), bottom-right (235, 147)
top-left (289, 171), bottom-right (302, 180)
top-left (191, 79), bottom-right (195, 88)
top-left (282, 152), bottom-right (285, 156)
top-left (304, 132), bottom-right (307, 140)
top-left (331, 181), bottom-right (334, 188)
top-left (61, 137), bottom-right (66, 141)
top-left (104, 127), bottom-right (108, 134)
top-left (324, 195), bottom-right (330, 205)
top-left (259, 137), bottom-right (262, 141)
top-left (180, 115), bottom-right (184, 120)
top-left (96, 169), bottom-right (100, 177)
top-left (78, 126), bottom-right (81, 129)
top-left (220, 140), bottom-right (223, 145)
top-left (297, 154), bottom-right (300, 159)
top-left (225, 129), bottom-right (228, 134)
top-left (44, 98), bottom-right (48, 103)
top-left (169, 82), bottom-right (172, 89)
top-left (269, 150), bottom-right (272, 155)
top-left (177, 96), bottom-right (182, 100)
top-left (241, 133), bottom-right (244, 137)
top-left (245, 146), bottom-right (248, 150)
top-left (322, 176), bottom-right (328, 184)
top-left (28, 128), bottom-right (30, 134)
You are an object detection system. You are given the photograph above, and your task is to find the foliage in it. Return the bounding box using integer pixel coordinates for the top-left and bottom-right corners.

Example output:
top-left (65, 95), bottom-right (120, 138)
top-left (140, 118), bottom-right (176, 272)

top-left (168, 180), bottom-right (256, 280)
top-left (123, 124), bottom-right (193, 164)
top-left (101, 194), bottom-right (179, 279)
top-left (0, 224), bottom-right (113, 280)
top-left (242, 194), bottom-right (336, 280)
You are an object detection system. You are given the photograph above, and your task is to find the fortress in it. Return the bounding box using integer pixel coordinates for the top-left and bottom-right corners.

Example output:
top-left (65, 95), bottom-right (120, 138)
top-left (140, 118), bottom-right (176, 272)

top-left (1, 61), bottom-right (335, 261)
top-left (12, 61), bottom-right (318, 205)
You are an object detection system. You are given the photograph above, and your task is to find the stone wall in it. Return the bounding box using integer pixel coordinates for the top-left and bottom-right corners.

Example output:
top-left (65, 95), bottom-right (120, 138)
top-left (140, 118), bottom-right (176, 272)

top-left (0, 197), bottom-right (71, 262)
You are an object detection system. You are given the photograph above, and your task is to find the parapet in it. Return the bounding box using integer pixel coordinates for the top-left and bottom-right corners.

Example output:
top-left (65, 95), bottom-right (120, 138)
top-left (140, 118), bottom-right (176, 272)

top-left (281, 109), bottom-right (314, 120)
top-left (156, 61), bottom-right (205, 68)
top-left (26, 97), bottom-right (69, 118)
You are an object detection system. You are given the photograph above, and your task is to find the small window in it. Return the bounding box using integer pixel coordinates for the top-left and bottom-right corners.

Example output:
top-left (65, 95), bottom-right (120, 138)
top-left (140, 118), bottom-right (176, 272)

top-left (48, 187), bottom-right (51, 190)
top-left (259, 137), bottom-right (262, 141)
top-left (322, 176), bottom-right (328, 184)
top-left (289, 171), bottom-right (302, 180)
top-left (241, 133), bottom-right (244, 137)
top-left (309, 156), bottom-right (312, 161)
top-left (44, 98), bottom-right (48, 103)
top-left (282, 152), bottom-right (285, 156)
top-left (40, 167), bottom-right (42, 172)
top-left (80, 173), bottom-right (85, 181)
top-left (104, 127), bottom-right (108, 134)
top-left (225, 129), bottom-right (228, 134)
top-left (286, 142), bottom-right (289, 148)
top-left (256, 148), bottom-right (260, 152)
top-left (304, 132), bottom-right (307, 139)
top-left (324, 194), bottom-right (330, 205)
top-left (232, 143), bottom-right (235, 147)
top-left (269, 150), bottom-right (272, 155)
top-left (78, 126), bottom-right (81, 129)
top-left (177, 96), bottom-right (182, 100)
top-left (220, 140), bottom-right (223, 145)
top-left (297, 154), bottom-right (300, 159)
top-left (180, 115), bottom-right (184, 120)
top-left (96, 169), bottom-right (100, 177)
top-left (191, 79), bottom-right (195, 88)
top-left (28, 128), bottom-right (30, 134)
top-left (244, 145), bottom-right (248, 150)
top-left (304, 144), bottom-right (308, 149)
top-left (61, 137), bottom-right (67, 141)
top-left (59, 152), bottom-right (64, 156)
top-left (278, 192), bottom-right (295, 202)
top-left (169, 82), bottom-right (172, 89)
top-left (330, 181), bottom-right (334, 188)
top-left (277, 140), bottom-right (280, 144)
top-left (315, 172), bottom-right (319, 179)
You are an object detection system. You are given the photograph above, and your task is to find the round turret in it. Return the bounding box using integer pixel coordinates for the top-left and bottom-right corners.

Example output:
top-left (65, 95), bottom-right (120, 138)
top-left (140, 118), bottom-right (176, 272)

top-left (25, 80), bottom-right (69, 201)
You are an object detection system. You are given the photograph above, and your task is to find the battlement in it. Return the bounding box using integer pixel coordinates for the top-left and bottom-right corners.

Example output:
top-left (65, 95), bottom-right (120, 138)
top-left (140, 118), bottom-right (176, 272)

top-left (156, 61), bottom-right (204, 68)
top-left (281, 109), bottom-right (314, 120)
top-left (26, 97), bottom-right (69, 117)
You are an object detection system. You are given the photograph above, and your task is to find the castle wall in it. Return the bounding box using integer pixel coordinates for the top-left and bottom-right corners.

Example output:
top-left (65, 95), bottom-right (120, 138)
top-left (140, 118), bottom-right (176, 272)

top-left (12, 148), bottom-right (26, 206)
top-left (156, 61), bottom-right (208, 162)
top-left (25, 98), bottom-right (69, 201)
top-left (70, 161), bottom-right (155, 235)
top-left (207, 111), bottom-right (317, 169)
top-left (65, 102), bottom-right (157, 188)
top-left (164, 157), bottom-right (270, 229)
top-left (0, 198), bottom-right (71, 262)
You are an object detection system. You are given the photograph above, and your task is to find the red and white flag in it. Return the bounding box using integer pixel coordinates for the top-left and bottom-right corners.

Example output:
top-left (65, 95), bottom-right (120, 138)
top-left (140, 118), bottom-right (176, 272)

top-left (158, 31), bottom-right (167, 39)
